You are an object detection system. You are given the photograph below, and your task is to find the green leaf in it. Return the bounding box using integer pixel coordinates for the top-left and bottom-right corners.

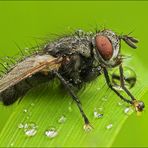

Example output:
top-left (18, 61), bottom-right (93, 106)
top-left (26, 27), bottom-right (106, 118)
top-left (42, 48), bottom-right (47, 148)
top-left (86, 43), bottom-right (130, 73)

top-left (0, 54), bottom-right (147, 147)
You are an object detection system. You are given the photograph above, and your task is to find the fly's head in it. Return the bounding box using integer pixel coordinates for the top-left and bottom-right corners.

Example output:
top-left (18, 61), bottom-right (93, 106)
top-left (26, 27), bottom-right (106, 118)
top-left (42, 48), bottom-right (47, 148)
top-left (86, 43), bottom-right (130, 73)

top-left (92, 29), bottom-right (139, 68)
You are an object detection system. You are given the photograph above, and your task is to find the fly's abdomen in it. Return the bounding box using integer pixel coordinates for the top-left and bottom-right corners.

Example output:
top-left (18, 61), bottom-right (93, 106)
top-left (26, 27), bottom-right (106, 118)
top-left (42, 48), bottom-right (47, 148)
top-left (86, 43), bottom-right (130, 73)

top-left (0, 73), bottom-right (53, 105)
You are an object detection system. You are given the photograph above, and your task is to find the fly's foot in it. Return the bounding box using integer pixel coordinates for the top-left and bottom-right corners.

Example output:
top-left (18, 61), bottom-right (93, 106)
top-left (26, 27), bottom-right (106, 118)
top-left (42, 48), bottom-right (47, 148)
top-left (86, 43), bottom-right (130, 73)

top-left (83, 123), bottom-right (93, 132)
top-left (132, 100), bottom-right (145, 115)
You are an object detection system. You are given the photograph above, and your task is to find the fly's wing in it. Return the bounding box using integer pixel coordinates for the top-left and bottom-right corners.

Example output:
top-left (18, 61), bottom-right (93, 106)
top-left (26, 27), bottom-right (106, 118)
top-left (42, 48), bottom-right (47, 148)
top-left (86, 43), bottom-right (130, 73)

top-left (0, 54), bottom-right (62, 93)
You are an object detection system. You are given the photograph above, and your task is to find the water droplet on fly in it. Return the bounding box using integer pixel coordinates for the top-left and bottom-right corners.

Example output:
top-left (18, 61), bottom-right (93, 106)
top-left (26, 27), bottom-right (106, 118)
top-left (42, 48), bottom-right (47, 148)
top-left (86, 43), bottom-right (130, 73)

top-left (124, 107), bottom-right (134, 115)
top-left (45, 128), bottom-right (58, 138)
top-left (58, 115), bottom-right (67, 124)
top-left (111, 67), bottom-right (136, 90)
top-left (106, 124), bottom-right (113, 130)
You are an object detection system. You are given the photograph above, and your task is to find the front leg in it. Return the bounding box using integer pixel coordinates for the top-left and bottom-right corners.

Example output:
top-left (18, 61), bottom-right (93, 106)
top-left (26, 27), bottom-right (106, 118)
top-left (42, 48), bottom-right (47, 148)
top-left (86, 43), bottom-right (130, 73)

top-left (119, 65), bottom-right (145, 112)
top-left (103, 67), bottom-right (132, 104)
top-left (103, 67), bottom-right (145, 112)
top-left (53, 71), bottom-right (92, 131)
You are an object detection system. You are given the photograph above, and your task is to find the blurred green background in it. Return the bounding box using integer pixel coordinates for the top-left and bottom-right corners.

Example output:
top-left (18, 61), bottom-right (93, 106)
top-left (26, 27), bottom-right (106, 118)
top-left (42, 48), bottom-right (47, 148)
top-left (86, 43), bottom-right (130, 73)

top-left (0, 1), bottom-right (148, 147)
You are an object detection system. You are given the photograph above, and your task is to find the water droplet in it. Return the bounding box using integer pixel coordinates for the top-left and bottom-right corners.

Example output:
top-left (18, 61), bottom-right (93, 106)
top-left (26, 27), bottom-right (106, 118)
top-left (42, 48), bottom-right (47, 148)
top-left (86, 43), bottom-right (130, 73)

top-left (58, 115), bottom-right (66, 124)
top-left (19, 122), bottom-right (38, 137)
top-left (124, 107), bottom-right (134, 115)
top-left (94, 111), bottom-right (103, 118)
top-left (18, 123), bottom-right (24, 129)
top-left (94, 107), bottom-right (103, 119)
top-left (106, 124), bottom-right (113, 130)
top-left (25, 128), bottom-right (37, 137)
top-left (45, 128), bottom-right (58, 138)
top-left (23, 109), bottom-right (28, 113)
top-left (113, 85), bottom-right (123, 91)
top-left (118, 102), bottom-right (123, 106)
top-left (24, 123), bottom-right (28, 129)
top-left (111, 67), bottom-right (136, 90)
top-left (10, 143), bottom-right (14, 147)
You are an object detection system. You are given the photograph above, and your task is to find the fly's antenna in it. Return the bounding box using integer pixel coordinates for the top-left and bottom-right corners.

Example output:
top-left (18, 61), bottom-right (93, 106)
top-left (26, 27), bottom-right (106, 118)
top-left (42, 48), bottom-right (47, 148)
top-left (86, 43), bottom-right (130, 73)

top-left (119, 30), bottom-right (138, 49)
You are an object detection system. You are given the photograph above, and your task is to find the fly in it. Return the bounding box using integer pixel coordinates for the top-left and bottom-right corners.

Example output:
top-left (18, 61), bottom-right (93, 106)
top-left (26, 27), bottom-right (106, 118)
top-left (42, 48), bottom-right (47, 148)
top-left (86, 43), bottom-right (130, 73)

top-left (0, 29), bottom-right (145, 130)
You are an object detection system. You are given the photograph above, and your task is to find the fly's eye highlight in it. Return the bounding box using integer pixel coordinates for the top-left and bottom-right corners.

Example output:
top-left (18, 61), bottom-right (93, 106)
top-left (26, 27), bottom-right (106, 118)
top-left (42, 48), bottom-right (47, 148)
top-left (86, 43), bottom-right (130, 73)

top-left (95, 35), bottom-right (113, 61)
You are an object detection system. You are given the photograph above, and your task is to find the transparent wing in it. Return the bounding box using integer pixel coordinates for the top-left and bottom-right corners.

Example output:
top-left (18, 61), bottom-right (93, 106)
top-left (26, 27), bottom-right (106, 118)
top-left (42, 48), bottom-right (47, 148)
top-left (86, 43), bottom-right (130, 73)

top-left (0, 54), bottom-right (62, 93)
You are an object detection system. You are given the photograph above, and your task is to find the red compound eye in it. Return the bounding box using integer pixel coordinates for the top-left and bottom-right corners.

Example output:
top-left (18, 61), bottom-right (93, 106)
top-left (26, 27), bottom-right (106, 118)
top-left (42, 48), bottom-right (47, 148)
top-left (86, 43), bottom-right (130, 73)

top-left (95, 35), bottom-right (113, 61)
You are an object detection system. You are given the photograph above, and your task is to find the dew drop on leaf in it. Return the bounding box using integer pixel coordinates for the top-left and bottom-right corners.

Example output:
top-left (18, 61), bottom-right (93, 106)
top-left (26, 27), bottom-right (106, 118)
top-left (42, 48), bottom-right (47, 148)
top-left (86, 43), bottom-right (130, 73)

top-left (23, 109), bottom-right (28, 113)
top-left (24, 123), bottom-right (38, 137)
top-left (58, 115), bottom-right (67, 124)
top-left (18, 123), bottom-right (24, 129)
top-left (118, 101), bottom-right (123, 106)
top-left (25, 128), bottom-right (37, 137)
top-left (10, 143), bottom-right (14, 147)
top-left (94, 111), bottom-right (103, 118)
top-left (45, 128), bottom-right (58, 138)
top-left (18, 122), bottom-right (38, 137)
top-left (94, 107), bottom-right (104, 119)
top-left (106, 124), bottom-right (113, 130)
top-left (124, 107), bottom-right (134, 115)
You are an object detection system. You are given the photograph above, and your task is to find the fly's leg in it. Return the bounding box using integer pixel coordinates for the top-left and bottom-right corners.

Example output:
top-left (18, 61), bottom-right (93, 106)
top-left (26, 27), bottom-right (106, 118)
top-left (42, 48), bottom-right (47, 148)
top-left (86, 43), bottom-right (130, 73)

top-left (103, 67), bottom-right (132, 104)
top-left (53, 71), bottom-right (92, 131)
top-left (103, 67), bottom-right (145, 112)
top-left (119, 65), bottom-right (145, 112)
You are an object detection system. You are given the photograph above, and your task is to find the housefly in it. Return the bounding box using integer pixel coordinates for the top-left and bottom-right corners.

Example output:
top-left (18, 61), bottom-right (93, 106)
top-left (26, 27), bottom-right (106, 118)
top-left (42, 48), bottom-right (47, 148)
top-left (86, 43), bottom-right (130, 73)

top-left (0, 29), bottom-right (145, 130)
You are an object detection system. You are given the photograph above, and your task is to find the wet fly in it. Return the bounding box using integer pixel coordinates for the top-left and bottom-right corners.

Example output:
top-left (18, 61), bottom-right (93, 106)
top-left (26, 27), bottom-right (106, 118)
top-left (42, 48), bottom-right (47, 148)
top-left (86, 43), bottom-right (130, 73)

top-left (0, 29), bottom-right (145, 130)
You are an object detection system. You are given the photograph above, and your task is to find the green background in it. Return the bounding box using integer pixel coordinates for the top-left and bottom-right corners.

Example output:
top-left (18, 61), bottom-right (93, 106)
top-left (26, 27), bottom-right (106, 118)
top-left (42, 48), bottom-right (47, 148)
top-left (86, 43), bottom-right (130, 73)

top-left (0, 1), bottom-right (148, 147)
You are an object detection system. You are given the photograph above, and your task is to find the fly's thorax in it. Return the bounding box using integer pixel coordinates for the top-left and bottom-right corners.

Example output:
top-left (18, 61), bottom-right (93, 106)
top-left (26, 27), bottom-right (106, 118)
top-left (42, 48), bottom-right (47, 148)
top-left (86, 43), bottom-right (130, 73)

top-left (43, 32), bottom-right (93, 58)
top-left (92, 29), bottom-right (121, 68)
